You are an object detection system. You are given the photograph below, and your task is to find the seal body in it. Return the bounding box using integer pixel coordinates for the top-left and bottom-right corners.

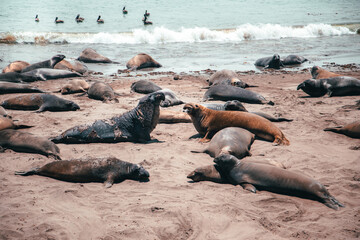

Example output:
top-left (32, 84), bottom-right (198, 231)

top-left (0, 106), bottom-right (8, 117)
top-left (126, 53), bottom-right (162, 70)
top-left (0, 72), bottom-right (38, 83)
top-left (1, 94), bottom-right (80, 112)
top-left (183, 103), bottom-right (289, 145)
top-left (153, 89), bottom-right (183, 107)
top-left (281, 55), bottom-right (308, 65)
top-left (77, 48), bottom-right (112, 63)
top-left (51, 92), bottom-right (165, 144)
top-left (131, 80), bottom-right (162, 94)
top-left (324, 121), bottom-right (360, 139)
top-left (0, 82), bottom-right (44, 94)
top-left (21, 54), bottom-right (65, 73)
top-left (55, 59), bottom-right (88, 74)
top-left (208, 69), bottom-right (249, 88)
top-left (21, 68), bottom-right (82, 81)
top-left (311, 66), bottom-right (341, 79)
top-left (2, 61), bottom-right (30, 73)
top-left (60, 79), bottom-right (89, 94)
top-left (15, 157), bottom-right (149, 188)
top-left (87, 82), bottom-right (119, 102)
top-left (0, 115), bottom-right (32, 131)
top-left (159, 109), bottom-right (191, 123)
top-left (214, 154), bottom-right (344, 210)
top-left (255, 54), bottom-right (284, 69)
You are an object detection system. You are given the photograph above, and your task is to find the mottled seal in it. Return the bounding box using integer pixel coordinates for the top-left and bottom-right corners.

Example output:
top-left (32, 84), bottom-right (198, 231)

top-left (208, 69), bottom-right (250, 88)
top-left (159, 109), bottom-right (192, 123)
top-left (183, 103), bottom-right (289, 145)
top-left (21, 68), bottom-right (83, 81)
top-left (15, 157), bottom-right (149, 188)
top-left (281, 55), bottom-right (308, 65)
top-left (87, 82), bottom-right (119, 103)
top-left (131, 80), bottom-right (162, 94)
top-left (203, 84), bottom-right (274, 105)
top-left (0, 72), bottom-right (38, 83)
top-left (297, 77), bottom-right (360, 97)
top-left (54, 59), bottom-right (88, 74)
top-left (1, 94), bottom-right (80, 112)
top-left (0, 115), bottom-right (32, 131)
top-left (51, 92), bottom-right (165, 144)
top-left (0, 82), bottom-right (44, 94)
top-left (255, 54), bottom-right (284, 69)
top-left (0, 129), bottom-right (60, 159)
top-left (126, 53), bottom-right (162, 71)
top-left (311, 66), bottom-right (341, 79)
top-left (21, 54), bottom-right (65, 73)
top-left (214, 154), bottom-right (344, 210)
top-left (324, 121), bottom-right (360, 139)
top-left (59, 79), bottom-right (89, 94)
top-left (2, 61), bottom-right (30, 73)
top-left (153, 89), bottom-right (183, 107)
top-left (77, 48), bottom-right (112, 63)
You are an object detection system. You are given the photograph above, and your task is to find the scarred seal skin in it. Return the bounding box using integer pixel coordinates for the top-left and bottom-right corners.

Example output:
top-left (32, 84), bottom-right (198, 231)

top-left (311, 66), bottom-right (341, 79)
top-left (324, 121), bottom-right (360, 139)
top-left (213, 154), bottom-right (345, 210)
top-left (126, 53), bottom-right (162, 71)
top-left (21, 54), bottom-right (65, 73)
top-left (15, 157), bottom-right (149, 188)
top-left (51, 92), bottom-right (165, 144)
top-left (2, 61), bottom-right (30, 73)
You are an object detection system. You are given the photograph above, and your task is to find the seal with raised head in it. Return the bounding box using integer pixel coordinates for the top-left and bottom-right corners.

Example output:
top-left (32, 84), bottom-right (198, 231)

top-left (77, 48), bottom-right (112, 63)
top-left (183, 103), bottom-right (290, 145)
top-left (21, 68), bottom-right (83, 81)
top-left (1, 94), bottom-right (80, 112)
top-left (51, 91), bottom-right (165, 144)
top-left (297, 76), bottom-right (360, 97)
top-left (131, 80), bottom-right (162, 94)
top-left (126, 53), bottom-right (162, 71)
top-left (59, 79), bottom-right (89, 94)
top-left (87, 82), bottom-right (119, 103)
top-left (311, 66), bottom-right (341, 79)
top-left (0, 115), bottom-right (32, 131)
top-left (0, 129), bottom-right (60, 159)
top-left (214, 154), bottom-right (344, 210)
top-left (2, 61), bottom-right (30, 73)
top-left (208, 69), bottom-right (250, 88)
top-left (324, 121), bottom-right (360, 139)
top-left (0, 82), bottom-right (44, 94)
top-left (21, 54), bottom-right (65, 73)
top-left (54, 59), bottom-right (88, 74)
top-left (281, 55), bottom-right (308, 65)
top-left (0, 72), bottom-right (38, 83)
top-left (255, 54), bottom-right (284, 69)
top-left (15, 157), bottom-right (149, 188)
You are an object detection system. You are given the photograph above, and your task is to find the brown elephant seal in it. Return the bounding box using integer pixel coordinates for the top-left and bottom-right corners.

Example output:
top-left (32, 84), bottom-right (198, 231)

top-left (131, 80), bottom-right (162, 94)
top-left (0, 115), bottom-right (32, 131)
top-left (21, 54), bottom-right (65, 73)
top-left (255, 54), bottom-right (284, 69)
top-left (311, 66), bottom-right (341, 79)
top-left (203, 84), bottom-right (274, 105)
top-left (77, 48), bottom-right (112, 63)
top-left (126, 53), bottom-right (162, 71)
top-left (207, 69), bottom-right (251, 88)
top-left (281, 55), bottom-right (308, 65)
top-left (0, 129), bottom-right (60, 159)
top-left (2, 61), bottom-right (30, 73)
top-left (213, 154), bottom-right (344, 210)
top-left (1, 94), bottom-right (80, 112)
top-left (297, 77), bottom-right (360, 97)
top-left (183, 103), bottom-right (289, 145)
top-left (59, 79), bottom-right (89, 94)
top-left (191, 127), bottom-right (255, 159)
top-left (159, 109), bottom-right (191, 123)
top-left (87, 82), bottom-right (119, 103)
top-left (0, 72), bottom-right (39, 83)
top-left (21, 68), bottom-right (83, 81)
top-left (15, 157), bottom-right (149, 188)
top-left (324, 121), bottom-right (360, 139)
top-left (51, 91), bottom-right (165, 144)
top-left (0, 82), bottom-right (44, 94)
top-left (54, 59), bottom-right (88, 74)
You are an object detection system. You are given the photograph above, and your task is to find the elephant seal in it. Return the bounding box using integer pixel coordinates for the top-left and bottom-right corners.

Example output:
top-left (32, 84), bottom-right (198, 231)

top-left (255, 54), bottom-right (284, 69)
top-left (214, 154), bottom-right (344, 210)
top-left (191, 127), bottom-right (255, 159)
top-left (0, 82), bottom-right (44, 94)
top-left (297, 77), bottom-right (360, 97)
top-left (77, 48), bottom-right (112, 63)
top-left (183, 103), bottom-right (289, 145)
top-left (131, 80), bottom-right (162, 94)
top-left (87, 82), bottom-right (119, 103)
top-left (2, 61), bottom-right (30, 73)
top-left (15, 157), bottom-right (149, 188)
top-left (0, 72), bottom-right (38, 83)
top-left (1, 94), bottom-right (80, 112)
top-left (203, 84), bottom-right (274, 105)
top-left (324, 121), bottom-right (360, 139)
top-left (159, 109), bottom-right (191, 123)
top-left (51, 91), bottom-right (165, 144)
top-left (0, 115), bottom-right (32, 131)
top-left (126, 53), bottom-right (162, 71)
top-left (21, 68), bottom-right (83, 81)
top-left (208, 69), bottom-right (250, 88)
top-left (311, 66), bottom-right (341, 79)
top-left (21, 54), bottom-right (65, 73)
top-left (153, 89), bottom-right (183, 107)
top-left (54, 59), bottom-right (88, 74)
top-left (281, 55), bottom-right (308, 65)
top-left (60, 79), bottom-right (89, 94)
top-left (0, 129), bottom-right (60, 159)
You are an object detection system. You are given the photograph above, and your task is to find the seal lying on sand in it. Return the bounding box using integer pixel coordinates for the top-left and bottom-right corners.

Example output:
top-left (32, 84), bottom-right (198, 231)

top-left (183, 103), bottom-right (289, 145)
top-left (2, 61), bottom-right (30, 73)
top-left (21, 54), bottom-right (65, 73)
top-left (51, 92), bottom-right (165, 144)
top-left (297, 77), bottom-right (360, 97)
top-left (214, 154), bottom-right (344, 210)
top-left (0, 116), bottom-right (32, 131)
top-left (59, 79), bottom-right (89, 94)
top-left (77, 48), bottom-right (112, 63)
top-left (87, 82), bottom-right (119, 102)
top-left (324, 121), bottom-right (360, 139)
top-left (131, 80), bottom-right (162, 94)
top-left (1, 94), bottom-right (80, 112)
top-left (21, 68), bottom-right (83, 81)
top-left (207, 69), bottom-right (250, 88)
top-left (311, 66), bottom-right (341, 79)
top-left (0, 72), bottom-right (38, 83)
top-left (152, 89), bottom-right (183, 107)
top-left (0, 129), bottom-right (60, 159)
top-left (255, 54), bottom-right (284, 69)
top-left (281, 55), bottom-right (308, 65)
top-left (159, 109), bottom-right (191, 123)
top-left (15, 157), bottom-right (149, 188)
top-left (126, 53), bottom-right (162, 71)
top-left (0, 82), bottom-right (44, 94)
top-left (54, 59), bottom-right (88, 74)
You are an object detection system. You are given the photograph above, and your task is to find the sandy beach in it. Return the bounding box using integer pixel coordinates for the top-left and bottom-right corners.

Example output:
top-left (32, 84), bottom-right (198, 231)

top-left (0, 67), bottom-right (359, 240)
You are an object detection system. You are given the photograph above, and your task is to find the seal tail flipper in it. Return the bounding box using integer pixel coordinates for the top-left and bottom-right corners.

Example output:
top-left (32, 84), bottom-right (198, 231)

top-left (190, 148), bottom-right (206, 154)
top-left (324, 126), bottom-right (342, 133)
top-left (273, 135), bottom-right (290, 146)
top-left (15, 167), bottom-right (40, 176)
top-left (276, 118), bottom-right (293, 122)
top-left (240, 183), bottom-right (256, 193)
top-left (267, 101), bottom-right (275, 106)
top-left (14, 124), bottom-right (34, 129)
top-left (322, 193), bottom-right (345, 210)
top-left (104, 173), bottom-right (116, 188)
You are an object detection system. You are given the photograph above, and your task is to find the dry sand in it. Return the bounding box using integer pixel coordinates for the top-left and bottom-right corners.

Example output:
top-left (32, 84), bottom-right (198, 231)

top-left (0, 68), bottom-right (359, 239)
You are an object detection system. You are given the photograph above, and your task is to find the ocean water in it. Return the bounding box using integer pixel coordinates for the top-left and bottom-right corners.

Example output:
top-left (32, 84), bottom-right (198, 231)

top-left (0, 0), bottom-right (359, 74)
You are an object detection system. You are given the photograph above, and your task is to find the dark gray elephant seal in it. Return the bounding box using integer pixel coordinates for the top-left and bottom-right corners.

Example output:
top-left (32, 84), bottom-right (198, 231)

top-left (0, 129), bottom-right (60, 159)
top-left (15, 157), bottom-right (149, 188)
top-left (155, 89), bottom-right (183, 107)
top-left (0, 115), bottom-right (32, 131)
top-left (255, 54), bottom-right (284, 69)
top-left (2, 60), bottom-right (30, 73)
top-left (55, 59), bottom-right (88, 74)
top-left (208, 69), bottom-right (250, 88)
top-left (203, 84), bottom-right (274, 105)
top-left (21, 68), bottom-right (83, 81)
top-left (0, 82), bottom-right (44, 94)
top-left (281, 55), bottom-right (308, 65)
top-left (214, 154), bottom-right (344, 210)
top-left (21, 54), bottom-right (65, 73)
top-left (87, 82), bottom-right (119, 103)
top-left (324, 121), bottom-right (360, 139)
top-left (51, 91), bottom-right (165, 144)
top-left (131, 80), bottom-right (162, 94)
top-left (0, 72), bottom-right (38, 83)
top-left (126, 53), bottom-right (162, 70)
top-left (77, 48), bottom-right (112, 63)
top-left (1, 94), bottom-right (80, 112)
top-left (191, 127), bottom-right (255, 159)
top-left (297, 77), bottom-right (360, 97)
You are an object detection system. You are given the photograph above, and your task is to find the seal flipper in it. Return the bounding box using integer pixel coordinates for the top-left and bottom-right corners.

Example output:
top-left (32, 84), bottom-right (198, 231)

top-left (240, 183), bottom-right (256, 193)
top-left (321, 192), bottom-right (345, 210)
top-left (104, 172), bottom-right (116, 188)
top-left (15, 167), bottom-right (40, 176)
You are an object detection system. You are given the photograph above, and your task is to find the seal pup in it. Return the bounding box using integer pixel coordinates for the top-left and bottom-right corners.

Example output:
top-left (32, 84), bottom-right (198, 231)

top-left (0, 129), bottom-right (60, 159)
top-left (21, 54), bottom-right (65, 73)
top-left (0, 115), bottom-right (32, 131)
top-left (130, 80), bottom-right (162, 94)
top-left (207, 69), bottom-right (251, 88)
top-left (214, 154), bottom-right (344, 210)
top-left (0, 72), bottom-right (38, 83)
top-left (281, 55), bottom-right (308, 65)
top-left (297, 77), bottom-right (360, 97)
top-left (86, 82), bottom-right (119, 103)
top-left (1, 94), bottom-right (80, 112)
top-left (59, 79), bottom-right (89, 94)
top-left (77, 48), bottom-right (112, 63)
top-left (255, 54), bottom-right (284, 69)
top-left (126, 53), bottom-right (162, 71)
top-left (183, 103), bottom-right (289, 145)
top-left (21, 68), bottom-right (83, 81)
top-left (2, 61), bottom-right (30, 73)
top-left (324, 121), bottom-right (360, 139)
top-left (311, 66), bottom-right (341, 79)
top-left (159, 109), bottom-right (192, 123)
top-left (54, 59), bottom-right (88, 74)
top-left (51, 92), bottom-right (165, 144)
top-left (15, 157), bottom-right (149, 188)
top-left (0, 82), bottom-right (44, 94)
